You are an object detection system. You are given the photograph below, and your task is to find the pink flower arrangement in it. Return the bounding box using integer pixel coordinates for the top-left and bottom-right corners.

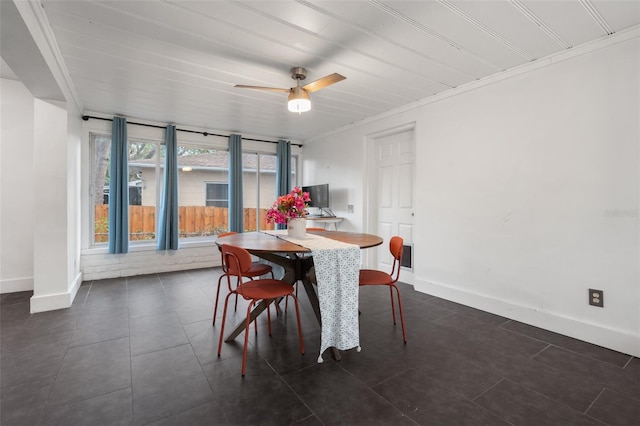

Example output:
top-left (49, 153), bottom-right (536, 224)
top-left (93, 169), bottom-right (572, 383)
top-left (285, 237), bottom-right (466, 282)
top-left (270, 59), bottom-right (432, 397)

top-left (265, 187), bottom-right (311, 225)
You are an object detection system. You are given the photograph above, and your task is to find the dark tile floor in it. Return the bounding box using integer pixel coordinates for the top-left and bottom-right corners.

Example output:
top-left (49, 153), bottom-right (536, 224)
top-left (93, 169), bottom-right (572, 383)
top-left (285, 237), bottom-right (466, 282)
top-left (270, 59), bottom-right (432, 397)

top-left (1, 268), bottom-right (639, 425)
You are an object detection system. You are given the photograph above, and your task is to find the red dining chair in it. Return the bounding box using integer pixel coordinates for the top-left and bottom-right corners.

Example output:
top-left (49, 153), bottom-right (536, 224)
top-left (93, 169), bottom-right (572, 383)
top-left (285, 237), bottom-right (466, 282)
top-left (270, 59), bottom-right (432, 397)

top-left (359, 236), bottom-right (407, 343)
top-left (217, 244), bottom-right (305, 376)
top-left (212, 232), bottom-right (274, 325)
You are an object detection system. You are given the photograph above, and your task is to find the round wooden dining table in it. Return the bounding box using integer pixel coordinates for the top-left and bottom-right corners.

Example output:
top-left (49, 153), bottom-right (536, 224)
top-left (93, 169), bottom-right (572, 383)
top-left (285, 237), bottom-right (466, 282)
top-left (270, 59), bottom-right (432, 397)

top-left (216, 230), bottom-right (383, 357)
top-left (216, 230), bottom-right (382, 255)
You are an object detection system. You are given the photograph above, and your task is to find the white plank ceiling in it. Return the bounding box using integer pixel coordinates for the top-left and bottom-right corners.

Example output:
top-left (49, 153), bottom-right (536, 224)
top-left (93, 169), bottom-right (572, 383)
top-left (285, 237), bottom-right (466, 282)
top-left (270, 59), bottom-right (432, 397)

top-left (8, 1), bottom-right (640, 141)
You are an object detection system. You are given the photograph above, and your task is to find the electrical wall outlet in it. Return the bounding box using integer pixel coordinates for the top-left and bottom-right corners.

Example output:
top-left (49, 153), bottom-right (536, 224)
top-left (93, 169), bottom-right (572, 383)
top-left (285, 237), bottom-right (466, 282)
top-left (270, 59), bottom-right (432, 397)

top-left (347, 204), bottom-right (354, 213)
top-left (589, 289), bottom-right (604, 307)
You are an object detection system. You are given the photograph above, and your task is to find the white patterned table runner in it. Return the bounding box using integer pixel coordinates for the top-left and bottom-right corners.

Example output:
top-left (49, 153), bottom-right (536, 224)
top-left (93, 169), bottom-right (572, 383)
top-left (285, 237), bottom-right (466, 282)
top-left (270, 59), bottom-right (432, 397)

top-left (264, 231), bottom-right (361, 361)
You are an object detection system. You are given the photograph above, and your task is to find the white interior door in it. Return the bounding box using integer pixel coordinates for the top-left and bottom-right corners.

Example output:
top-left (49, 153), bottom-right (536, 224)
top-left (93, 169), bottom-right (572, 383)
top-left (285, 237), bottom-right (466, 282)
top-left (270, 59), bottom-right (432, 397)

top-left (371, 128), bottom-right (415, 284)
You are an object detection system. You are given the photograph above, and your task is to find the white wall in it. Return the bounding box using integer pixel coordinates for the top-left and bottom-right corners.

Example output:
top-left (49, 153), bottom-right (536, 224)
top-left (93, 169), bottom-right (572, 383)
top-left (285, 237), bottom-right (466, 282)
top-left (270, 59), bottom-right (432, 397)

top-left (0, 78), bottom-right (83, 312)
top-left (0, 78), bottom-right (35, 293)
top-left (302, 136), bottom-right (368, 233)
top-left (304, 33), bottom-right (640, 357)
top-left (29, 99), bottom-right (85, 313)
top-left (31, 99), bottom-right (69, 312)
top-left (67, 102), bottom-right (83, 306)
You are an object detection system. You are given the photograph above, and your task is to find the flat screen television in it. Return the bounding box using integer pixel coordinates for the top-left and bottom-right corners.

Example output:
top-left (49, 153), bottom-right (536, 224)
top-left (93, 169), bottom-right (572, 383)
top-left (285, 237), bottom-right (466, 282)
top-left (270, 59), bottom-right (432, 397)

top-left (302, 184), bottom-right (330, 208)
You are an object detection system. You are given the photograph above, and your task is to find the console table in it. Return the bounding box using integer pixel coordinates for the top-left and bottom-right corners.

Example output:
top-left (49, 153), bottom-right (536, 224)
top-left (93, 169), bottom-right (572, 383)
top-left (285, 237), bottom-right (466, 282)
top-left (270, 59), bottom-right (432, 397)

top-left (306, 216), bottom-right (344, 230)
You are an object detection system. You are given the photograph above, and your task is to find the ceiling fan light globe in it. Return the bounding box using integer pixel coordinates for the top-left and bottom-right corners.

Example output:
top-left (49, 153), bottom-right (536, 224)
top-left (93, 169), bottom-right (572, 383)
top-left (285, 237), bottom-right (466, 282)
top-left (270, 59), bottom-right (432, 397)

top-left (288, 98), bottom-right (311, 113)
top-left (288, 87), bottom-right (311, 113)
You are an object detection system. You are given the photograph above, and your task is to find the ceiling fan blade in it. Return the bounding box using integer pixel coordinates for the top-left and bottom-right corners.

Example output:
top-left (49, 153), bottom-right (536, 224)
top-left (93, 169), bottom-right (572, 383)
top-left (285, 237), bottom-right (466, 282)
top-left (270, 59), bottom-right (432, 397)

top-left (234, 84), bottom-right (290, 93)
top-left (302, 73), bottom-right (346, 93)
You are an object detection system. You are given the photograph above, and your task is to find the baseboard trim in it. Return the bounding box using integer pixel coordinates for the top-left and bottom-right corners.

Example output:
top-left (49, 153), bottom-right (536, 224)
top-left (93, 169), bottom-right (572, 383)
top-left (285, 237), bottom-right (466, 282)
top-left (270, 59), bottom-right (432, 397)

top-left (69, 271), bottom-right (83, 303)
top-left (415, 278), bottom-right (640, 358)
top-left (0, 277), bottom-right (34, 293)
top-left (30, 291), bottom-right (72, 313)
top-left (29, 273), bottom-right (83, 313)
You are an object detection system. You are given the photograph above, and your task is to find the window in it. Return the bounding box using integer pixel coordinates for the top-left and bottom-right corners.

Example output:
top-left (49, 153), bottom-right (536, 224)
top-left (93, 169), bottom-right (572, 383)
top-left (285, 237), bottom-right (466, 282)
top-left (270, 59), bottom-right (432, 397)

top-left (92, 134), bottom-right (111, 244)
top-left (91, 134), bottom-right (162, 244)
top-left (129, 187), bottom-right (142, 206)
top-left (176, 146), bottom-right (228, 238)
top-left (90, 129), bottom-right (299, 246)
top-left (128, 141), bottom-right (160, 241)
top-left (206, 183), bottom-right (228, 207)
top-left (242, 152), bottom-right (298, 232)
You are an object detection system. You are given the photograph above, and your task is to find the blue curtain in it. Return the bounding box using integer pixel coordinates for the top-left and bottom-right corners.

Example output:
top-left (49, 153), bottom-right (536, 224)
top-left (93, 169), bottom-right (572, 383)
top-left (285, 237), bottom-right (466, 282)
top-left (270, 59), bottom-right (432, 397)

top-left (276, 139), bottom-right (291, 196)
top-left (158, 125), bottom-right (179, 250)
top-left (108, 116), bottom-right (129, 254)
top-left (228, 134), bottom-right (243, 233)
top-left (275, 140), bottom-right (291, 230)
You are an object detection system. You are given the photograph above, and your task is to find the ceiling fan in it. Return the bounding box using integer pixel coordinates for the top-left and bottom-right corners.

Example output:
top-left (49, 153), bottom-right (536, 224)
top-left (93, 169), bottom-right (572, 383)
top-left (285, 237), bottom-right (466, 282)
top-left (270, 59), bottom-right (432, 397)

top-left (235, 67), bottom-right (346, 113)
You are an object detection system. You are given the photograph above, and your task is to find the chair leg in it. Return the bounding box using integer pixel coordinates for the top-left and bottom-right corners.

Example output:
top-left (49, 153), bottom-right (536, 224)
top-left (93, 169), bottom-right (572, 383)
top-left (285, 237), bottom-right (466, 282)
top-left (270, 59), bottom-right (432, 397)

top-left (391, 284), bottom-right (407, 343)
top-left (289, 294), bottom-right (305, 354)
top-left (273, 297), bottom-right (282, 316)
top-left (388, 286), bottom-right (397, 325)
top-left (212, 274), bottom-right (225, 325)
top-left (254, 310), bottom-right (258, 334)
top-left (266, 300), bottom-right (273, 336)
top-left (242, 300), bottom-right (256, 376)
top-left (285, 281), bottom-right (299, 312)
top-left (270, 272), bottom-right (282, 316)
top-left (217, 291), bottom-right (234, 356)
top-left (285, 289), bottom-right (289, 312)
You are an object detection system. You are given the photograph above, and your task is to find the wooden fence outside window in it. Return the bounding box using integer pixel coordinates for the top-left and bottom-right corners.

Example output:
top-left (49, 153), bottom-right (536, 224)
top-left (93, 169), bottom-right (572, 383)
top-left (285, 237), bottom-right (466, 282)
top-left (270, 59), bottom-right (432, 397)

top-left (94, 205), bottom-right (275, 242)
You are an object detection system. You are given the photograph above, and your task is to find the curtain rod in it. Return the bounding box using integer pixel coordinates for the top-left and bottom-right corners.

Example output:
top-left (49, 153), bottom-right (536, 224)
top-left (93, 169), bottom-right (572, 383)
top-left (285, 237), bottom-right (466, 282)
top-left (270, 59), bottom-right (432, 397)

top-left (81, 115), bottom-right (302, 147)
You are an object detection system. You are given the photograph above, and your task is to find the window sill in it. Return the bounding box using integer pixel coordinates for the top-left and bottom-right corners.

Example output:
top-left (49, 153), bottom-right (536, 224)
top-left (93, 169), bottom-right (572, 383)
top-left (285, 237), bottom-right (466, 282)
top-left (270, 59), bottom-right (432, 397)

top-left (82, 237), bottom-right (218, 255)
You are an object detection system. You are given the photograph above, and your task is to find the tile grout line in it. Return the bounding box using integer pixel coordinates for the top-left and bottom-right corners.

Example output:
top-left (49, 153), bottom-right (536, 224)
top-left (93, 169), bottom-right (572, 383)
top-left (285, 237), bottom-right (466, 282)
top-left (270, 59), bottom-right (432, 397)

top-left (331, 359), bottom-right (423, 425)
top-left (497, 322), bottom-right (632, 368)
top-left (583, 387), bottom-right (607, 415)
top-left (40, 311), bottom-right (77, 408)
top-left (471, 377), bottom-right (505, 402)
top-left (429, 310), bottom-right (458, 324)
top-left (529, 343), bottom-right (552, 360)
top-left (482, 376), bottom-right (611, 425)
top-left (276, 364), bottom-right (326, 425)
top-left (353, 367), bottom-right (421, 426)
top-left (468, 378), bottom-right (517, 426)
top-left (537, 343), bottom-right (633, 371)
top-left (482, 377), bottom-right (612, 425)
